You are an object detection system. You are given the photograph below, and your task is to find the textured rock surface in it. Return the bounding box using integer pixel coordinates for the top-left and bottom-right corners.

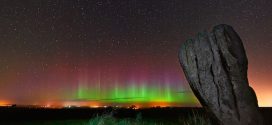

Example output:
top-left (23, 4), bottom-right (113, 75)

top-left (179, 24), bottom-right (263, 125)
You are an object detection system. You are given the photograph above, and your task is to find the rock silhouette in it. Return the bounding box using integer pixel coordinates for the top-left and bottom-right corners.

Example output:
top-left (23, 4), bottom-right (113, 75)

top-left (179, 24), bottom-right (263, 125)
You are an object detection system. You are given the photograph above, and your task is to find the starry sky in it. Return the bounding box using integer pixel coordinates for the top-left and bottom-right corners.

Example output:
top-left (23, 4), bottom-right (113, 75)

top-left (0, 0), bottom-right (271, 107)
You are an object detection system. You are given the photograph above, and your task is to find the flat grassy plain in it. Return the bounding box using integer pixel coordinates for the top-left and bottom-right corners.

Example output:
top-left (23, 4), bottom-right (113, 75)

top-left (0, 107), bottom-right (271, 125)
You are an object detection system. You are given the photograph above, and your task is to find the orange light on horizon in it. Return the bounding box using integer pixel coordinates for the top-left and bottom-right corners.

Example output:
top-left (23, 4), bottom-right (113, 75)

top-left (0, 100), bottom-right (11, 106)
top-left (248, 71), bottom-right (272, 107)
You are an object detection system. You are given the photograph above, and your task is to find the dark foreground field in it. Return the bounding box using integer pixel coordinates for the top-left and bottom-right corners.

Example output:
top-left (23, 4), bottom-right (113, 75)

top-left (0, 107), bottom-right (271, 125)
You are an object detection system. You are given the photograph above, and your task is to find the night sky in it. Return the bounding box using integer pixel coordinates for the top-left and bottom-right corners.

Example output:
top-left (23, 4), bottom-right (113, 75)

top-left (0, 0), bottom-right (271, 107)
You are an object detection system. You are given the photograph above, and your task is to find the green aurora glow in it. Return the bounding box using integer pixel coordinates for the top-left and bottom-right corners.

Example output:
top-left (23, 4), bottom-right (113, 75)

top-left (76, 82), bottom-right (198, 107)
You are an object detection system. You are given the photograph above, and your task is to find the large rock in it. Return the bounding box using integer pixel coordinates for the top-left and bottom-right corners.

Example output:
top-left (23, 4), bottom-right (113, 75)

top-left (179, 24), bottom-right (263, 125)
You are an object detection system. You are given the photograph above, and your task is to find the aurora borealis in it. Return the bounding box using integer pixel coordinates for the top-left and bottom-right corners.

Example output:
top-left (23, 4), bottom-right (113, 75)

top-left (0, 0), bottom-right (272, 107)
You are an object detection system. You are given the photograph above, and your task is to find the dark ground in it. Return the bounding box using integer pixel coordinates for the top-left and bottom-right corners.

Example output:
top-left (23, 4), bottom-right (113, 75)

top-left (0, 107), bottom-right (271, 125)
